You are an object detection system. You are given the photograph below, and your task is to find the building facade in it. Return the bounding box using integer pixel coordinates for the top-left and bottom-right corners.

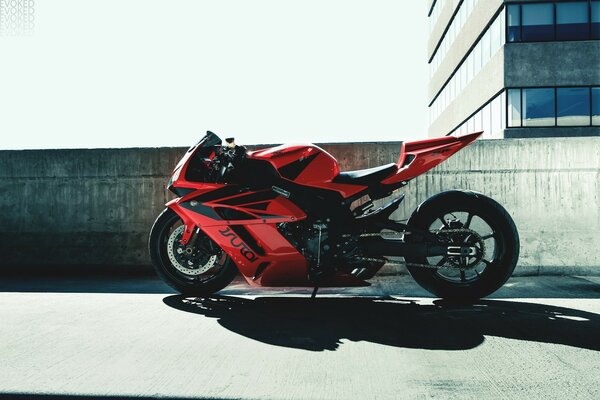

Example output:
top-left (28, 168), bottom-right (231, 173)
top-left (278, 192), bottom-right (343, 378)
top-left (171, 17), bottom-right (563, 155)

top-left (427, 0), bottom-right (600, 139)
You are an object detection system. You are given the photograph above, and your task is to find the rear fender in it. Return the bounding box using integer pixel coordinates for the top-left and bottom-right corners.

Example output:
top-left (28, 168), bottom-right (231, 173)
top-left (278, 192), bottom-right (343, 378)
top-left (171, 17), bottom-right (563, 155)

top-left (409, 190), bottom-right (484, 223)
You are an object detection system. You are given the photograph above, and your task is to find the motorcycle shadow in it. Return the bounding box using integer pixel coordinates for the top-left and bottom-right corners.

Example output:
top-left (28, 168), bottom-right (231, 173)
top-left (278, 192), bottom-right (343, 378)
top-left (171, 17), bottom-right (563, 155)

top-left (162, 295), bottom-right (600, 352)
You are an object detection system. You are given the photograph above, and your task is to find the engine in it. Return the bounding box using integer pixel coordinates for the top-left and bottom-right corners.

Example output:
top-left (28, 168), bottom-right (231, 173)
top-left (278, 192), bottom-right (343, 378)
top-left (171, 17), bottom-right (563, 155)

top-left (277, 221), bottom-right (364, 273)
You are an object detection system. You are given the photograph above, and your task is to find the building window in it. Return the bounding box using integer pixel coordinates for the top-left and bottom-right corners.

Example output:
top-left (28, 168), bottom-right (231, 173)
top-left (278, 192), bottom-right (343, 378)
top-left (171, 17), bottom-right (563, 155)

top-left (429, 0), bottom-right (450, 33)
top-left (557, 2), bottom-right (589, 40)
top-left (523, 88), bottom-right (556, 127)
top-left (473, 41), bottom-right (482, 75)
top-left (470, 53), bottom-right (476, 82)
top-left (508, 89), bottom-right (521, 127)
top-left (449, 91), bottom-right (507, 139)
top-left (507, 5), bottom-right (521, 42)
top-left (474, 109), bottom-right (482, 131)
top-left (592, 1), bottom-right (600, 39)
top-left (507, 1), bottom-right (600, 42)
top-left (557, 87), bottom-right (590, 126)
top-left (490, 12), bottom-right (503, 54)
top-left (481, 29), bottom-right (491, 63)
top-left (482, 101), bottom-right (491, 136)
top-left (429, 0), bottom-right (479, 79)
top-left (522, 3), bottom-right (555, 42)
top-left (592, 88), bottom-right (600, 125)
top-left (507, 87), bottom-right (599, 128)
top-left (468, 116), bottom-right (475, 133)
top-left (491, 95), bottom-right (503, 136)
top-left (429, 8), bottom-right (506, 124)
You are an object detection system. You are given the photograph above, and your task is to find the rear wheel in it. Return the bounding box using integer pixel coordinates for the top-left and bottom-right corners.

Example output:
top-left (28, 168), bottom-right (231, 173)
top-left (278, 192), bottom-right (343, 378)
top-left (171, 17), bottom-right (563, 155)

top-left (405, 191), bottom-right (519, 300)
top-left (149, 208), bottom-right (238, 295)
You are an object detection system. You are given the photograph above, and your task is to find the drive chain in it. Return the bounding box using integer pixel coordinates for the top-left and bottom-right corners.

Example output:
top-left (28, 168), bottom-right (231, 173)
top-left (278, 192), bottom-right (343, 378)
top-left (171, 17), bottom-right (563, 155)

top-left (357, 229), bottom-right (486, 270)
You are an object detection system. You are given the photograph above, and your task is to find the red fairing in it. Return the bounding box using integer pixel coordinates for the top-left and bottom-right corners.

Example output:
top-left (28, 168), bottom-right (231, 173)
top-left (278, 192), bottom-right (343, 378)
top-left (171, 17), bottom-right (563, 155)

top-left (166, 189), bottom-right (310, 286)
top-left (382, 132), bottom-right (482, 185)
top-left (249, 144), bottom-right (367, 198)
top-left (250, 144), bottom-right (339, 183)
top-left (169, 144), bottom-right (215, 191)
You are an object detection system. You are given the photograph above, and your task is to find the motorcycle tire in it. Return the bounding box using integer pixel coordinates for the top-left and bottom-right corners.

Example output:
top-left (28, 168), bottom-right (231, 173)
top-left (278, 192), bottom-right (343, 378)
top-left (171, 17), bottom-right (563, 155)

top-left (405, 190), bottom-right (519, 301)
top-left (149, 208), bottom-right (238, 296)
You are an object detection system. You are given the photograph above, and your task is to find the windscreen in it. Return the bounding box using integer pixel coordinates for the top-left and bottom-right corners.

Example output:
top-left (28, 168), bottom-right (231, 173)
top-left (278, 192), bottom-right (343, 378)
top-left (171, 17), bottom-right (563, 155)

top-left (184, 131), bottom-right (223, 182)
top-left (192, 131), bottom-right (222, 158)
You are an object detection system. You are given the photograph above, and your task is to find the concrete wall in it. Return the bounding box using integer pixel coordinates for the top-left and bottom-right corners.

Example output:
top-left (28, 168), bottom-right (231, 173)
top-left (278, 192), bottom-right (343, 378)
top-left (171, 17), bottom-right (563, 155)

top-left (1, 138), bottom-right (599, 275)
top-left (504, 41), bottom-right (600, 88)
top-left (505, 127), bottom-right (600, 139)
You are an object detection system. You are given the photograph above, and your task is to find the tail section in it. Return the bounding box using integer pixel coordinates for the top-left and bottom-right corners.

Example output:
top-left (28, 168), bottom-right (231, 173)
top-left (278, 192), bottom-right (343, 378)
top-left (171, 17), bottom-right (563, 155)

top-left (382, 132), bottom-right (482, 185)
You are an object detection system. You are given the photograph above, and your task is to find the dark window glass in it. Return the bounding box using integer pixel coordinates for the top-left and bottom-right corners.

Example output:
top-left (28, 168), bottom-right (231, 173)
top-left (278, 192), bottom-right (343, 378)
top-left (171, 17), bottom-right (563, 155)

top-left (557, 87), bottom-right (590, 126)
top-left (507, 89), bottom-right (522, 127)
top-left (523, 88), bottom-right (555, 127)
top-left (507, 5), bottom-right (521, 42)
top-left (522, 3), bottom-right (554, 41)
top-left (592, 1), bottom-right (600, 40)
top-left (501, 91), bottom-right (507, 131)
top-left (556, 2), bottom-right (589, 40)
top-left (592, 87), bottom-right (600, 126)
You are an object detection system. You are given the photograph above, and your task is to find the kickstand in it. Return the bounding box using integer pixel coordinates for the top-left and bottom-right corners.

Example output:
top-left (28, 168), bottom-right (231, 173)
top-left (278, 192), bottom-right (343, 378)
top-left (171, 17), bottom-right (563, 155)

top-left (311, 286), bottom-right (319, 299)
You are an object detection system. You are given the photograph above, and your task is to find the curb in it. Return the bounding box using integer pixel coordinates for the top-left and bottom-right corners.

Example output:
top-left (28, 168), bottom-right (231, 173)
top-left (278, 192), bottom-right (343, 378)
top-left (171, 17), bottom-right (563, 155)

top-left (2, 264), bottom-right (599, 277)
top-left (378, 263), bottom-right (600, 277)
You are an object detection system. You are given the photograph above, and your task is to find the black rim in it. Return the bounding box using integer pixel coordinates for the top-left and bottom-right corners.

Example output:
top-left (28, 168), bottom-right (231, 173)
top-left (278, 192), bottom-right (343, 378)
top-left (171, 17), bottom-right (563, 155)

top-left (425, 209), bottom-right (502, 284)
top-left (158, 214), bottom-right (229, 285)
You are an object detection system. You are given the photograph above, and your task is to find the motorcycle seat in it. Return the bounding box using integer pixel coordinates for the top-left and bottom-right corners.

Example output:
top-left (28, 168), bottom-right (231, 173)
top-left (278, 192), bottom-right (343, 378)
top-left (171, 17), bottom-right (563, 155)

top-left (333, 163), bottom-right (397, 186)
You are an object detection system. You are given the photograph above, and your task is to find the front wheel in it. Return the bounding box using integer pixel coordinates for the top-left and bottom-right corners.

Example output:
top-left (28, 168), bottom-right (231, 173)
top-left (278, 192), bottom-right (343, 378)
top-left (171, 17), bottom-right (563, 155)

top-left (405, 190), bottom-right (519, 301)
top-left (149, 208), bottom-right (238, 295)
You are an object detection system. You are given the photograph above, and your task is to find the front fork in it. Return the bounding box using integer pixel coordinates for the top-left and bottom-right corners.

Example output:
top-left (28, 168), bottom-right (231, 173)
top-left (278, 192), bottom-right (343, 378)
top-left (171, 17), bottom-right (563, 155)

top-left (183, 227), bottom-right (202, 248)
top-left (165, 201), bottom-right (197, 246)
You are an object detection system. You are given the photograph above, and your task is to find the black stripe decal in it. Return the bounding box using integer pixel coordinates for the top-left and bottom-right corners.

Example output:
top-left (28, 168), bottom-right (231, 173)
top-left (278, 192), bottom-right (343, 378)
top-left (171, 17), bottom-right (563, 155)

top-left (218, 190), bottom-right (278, 206)
top-left (278, 153), bottom-right (320, 180)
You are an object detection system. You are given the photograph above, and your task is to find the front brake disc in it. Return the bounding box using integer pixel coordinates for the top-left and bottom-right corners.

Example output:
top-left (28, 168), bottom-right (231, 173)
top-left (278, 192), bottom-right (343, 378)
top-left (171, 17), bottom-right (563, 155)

top-left (167, 225), bottom-right (217, 276)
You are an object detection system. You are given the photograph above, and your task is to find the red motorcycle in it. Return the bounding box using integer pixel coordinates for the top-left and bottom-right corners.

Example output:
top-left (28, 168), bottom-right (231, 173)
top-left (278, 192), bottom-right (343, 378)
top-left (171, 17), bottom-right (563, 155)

top-left (149, 131), bottom-right (519, 300)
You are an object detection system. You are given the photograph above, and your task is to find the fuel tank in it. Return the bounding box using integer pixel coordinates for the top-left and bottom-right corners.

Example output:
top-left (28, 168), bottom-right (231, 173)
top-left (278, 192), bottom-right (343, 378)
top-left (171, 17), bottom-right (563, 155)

top-left (249, 144), bottom-right (340, 185)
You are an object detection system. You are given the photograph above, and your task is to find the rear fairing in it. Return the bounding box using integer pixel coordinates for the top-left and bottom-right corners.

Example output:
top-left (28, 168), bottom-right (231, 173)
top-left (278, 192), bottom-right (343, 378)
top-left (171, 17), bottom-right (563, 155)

top-left (382, 132), bottom-right (482, 186)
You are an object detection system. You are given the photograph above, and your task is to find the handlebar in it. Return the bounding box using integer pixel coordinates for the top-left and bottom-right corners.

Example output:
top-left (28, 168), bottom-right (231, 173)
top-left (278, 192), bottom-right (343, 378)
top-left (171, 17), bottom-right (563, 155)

top-left (209, 145), bottom-right (247, 183)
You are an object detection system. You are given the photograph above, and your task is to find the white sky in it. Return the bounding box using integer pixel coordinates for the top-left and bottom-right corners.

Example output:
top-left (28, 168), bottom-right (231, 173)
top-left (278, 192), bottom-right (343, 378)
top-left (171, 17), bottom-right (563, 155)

top-left (0, 0), bottom-right (428, 149)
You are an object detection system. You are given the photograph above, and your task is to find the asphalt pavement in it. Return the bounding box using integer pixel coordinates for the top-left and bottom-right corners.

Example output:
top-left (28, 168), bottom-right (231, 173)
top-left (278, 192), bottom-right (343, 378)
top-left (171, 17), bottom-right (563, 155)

top-left (0, 271), bottom-right (599, 400)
